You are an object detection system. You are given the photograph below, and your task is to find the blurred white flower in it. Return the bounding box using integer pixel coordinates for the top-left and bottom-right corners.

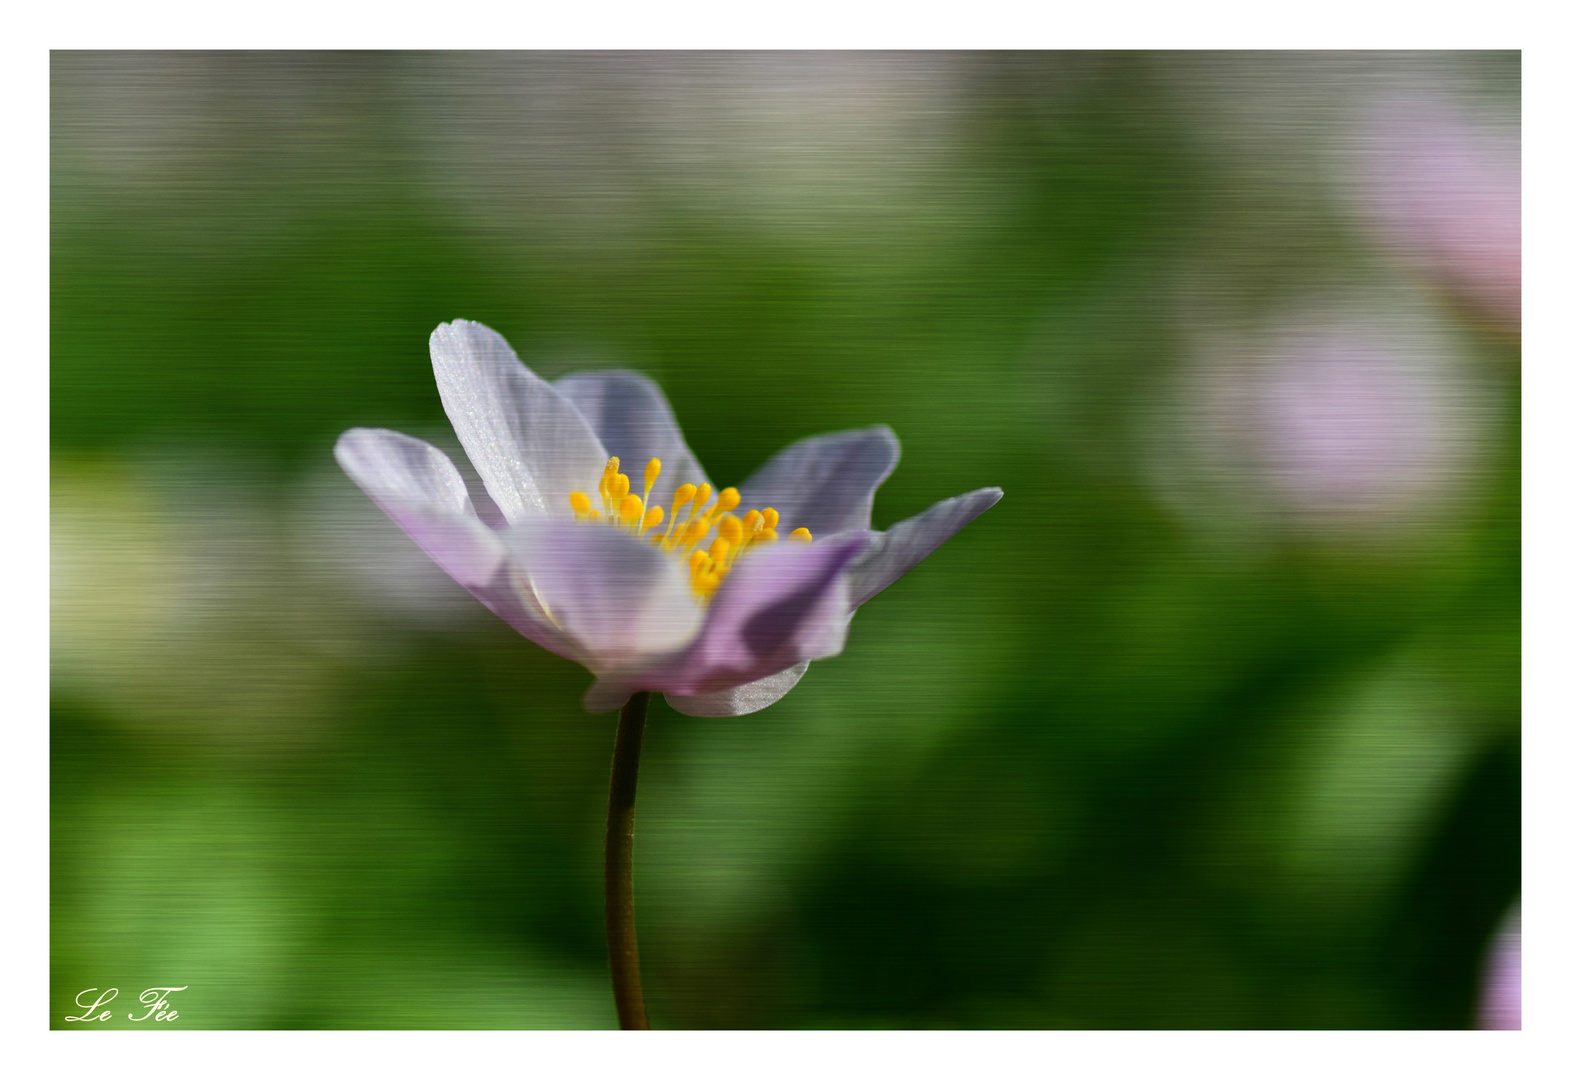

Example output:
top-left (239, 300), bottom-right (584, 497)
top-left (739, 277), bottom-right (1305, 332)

top-left (51, 458), bottom-right (348, 740)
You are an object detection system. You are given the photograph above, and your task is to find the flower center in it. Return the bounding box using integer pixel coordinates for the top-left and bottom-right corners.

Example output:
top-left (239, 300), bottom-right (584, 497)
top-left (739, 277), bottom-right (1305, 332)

top-left (569, 456), bottom-right (812, 601)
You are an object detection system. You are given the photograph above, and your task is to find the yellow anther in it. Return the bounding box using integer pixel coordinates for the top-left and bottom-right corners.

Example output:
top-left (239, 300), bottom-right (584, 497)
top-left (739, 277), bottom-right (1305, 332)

top-left (690, 551), bottom-right (723, 599)
top-left (569, 458), bottom-right (806, 601)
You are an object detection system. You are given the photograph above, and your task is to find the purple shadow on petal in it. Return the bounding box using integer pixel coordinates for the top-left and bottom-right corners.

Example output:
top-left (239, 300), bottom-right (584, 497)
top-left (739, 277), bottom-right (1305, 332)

top-left (662, 532), bottom-right (868, 698)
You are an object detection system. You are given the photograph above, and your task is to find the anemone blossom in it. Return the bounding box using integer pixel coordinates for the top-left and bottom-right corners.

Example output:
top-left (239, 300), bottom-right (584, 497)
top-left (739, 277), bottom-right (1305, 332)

top-left (335, 320), bottom-right (1002, 717)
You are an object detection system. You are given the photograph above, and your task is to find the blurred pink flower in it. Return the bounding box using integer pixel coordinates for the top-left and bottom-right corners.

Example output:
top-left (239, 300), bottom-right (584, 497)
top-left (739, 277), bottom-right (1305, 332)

top-left (1175, 309), bottom-right (1484, 536)
top-left (336, 321), bottom-right (1000, 716)
top-left (1253, 325), bottom-right (1463, 519)
top-left (1358, 97), bottom-right (1520, 327)
top-left (1478, 902), bottom-right (1520, 1030)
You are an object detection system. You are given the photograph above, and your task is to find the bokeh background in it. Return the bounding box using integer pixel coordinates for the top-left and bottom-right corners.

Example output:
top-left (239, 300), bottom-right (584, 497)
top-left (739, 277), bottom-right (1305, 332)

top-left (51, 51), bottom-right (1519, 1029)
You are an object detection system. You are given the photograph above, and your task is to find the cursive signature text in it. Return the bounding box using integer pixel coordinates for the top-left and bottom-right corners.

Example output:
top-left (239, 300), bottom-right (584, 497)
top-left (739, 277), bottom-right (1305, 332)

top-left (66, 986), bottom-right (187, 1023)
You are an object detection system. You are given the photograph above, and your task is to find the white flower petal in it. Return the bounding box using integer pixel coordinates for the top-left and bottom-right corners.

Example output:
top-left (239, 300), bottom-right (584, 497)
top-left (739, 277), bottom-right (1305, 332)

top-left (430, 320), bottom-right (608, 523)
top-left (664, 661), bottom-right (811, 718)
top-left (849, 487), bottom-right (1003, 608)
top-left (333, 428), bottom-right (507, 590)
top-left (739, 426), bottom-right (900, 536)
top-left (506, 519), bottom-right (703, 671)
top-left (554, 370), bottom-right (711, 509)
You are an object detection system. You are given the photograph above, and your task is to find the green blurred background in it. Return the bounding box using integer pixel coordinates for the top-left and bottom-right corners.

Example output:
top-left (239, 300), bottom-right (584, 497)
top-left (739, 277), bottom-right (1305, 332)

top-left (51, 52), bottom-right (1519, 1029)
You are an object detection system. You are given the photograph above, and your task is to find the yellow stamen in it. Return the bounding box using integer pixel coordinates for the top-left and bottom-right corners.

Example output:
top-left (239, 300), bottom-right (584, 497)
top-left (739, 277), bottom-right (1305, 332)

top-left (570, 456), bottom-right (814, 601)
top-left (682, 514), bottom-right (714, 548)
top-left (600, 457), bottom-right (621, 514)
top-left (618, 494), bottom-right (644, 527)
top-left (674, 484), bottom-right (714, 551)
top-left (661, 483), bottom-right (699, 550)
top-left (640, 458), bottom-right (662, 534)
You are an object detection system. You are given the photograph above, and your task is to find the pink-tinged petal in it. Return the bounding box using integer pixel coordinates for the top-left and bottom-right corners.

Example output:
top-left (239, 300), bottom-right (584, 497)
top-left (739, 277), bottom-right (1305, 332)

top-left (661, 532), bottom-right (868, 697)
top-left (849, 487), bottom-right (1002, 608)
top-left (664, 661), bottom-right (811, 718)
top-left (554, 370), bottom-right (711, 510)
top-left (1479, 903), bottom-right (1521, 1030)
top-left (506, 519), bottom-right (703, 671)
top-left (334, 428), bottom-right (507, 591)
top-left (430, 320), bottom-right (608, 523)
top-left (335, 428), bottom-right (581, 661)
top-left (739, 426), bottom-right (899, 536)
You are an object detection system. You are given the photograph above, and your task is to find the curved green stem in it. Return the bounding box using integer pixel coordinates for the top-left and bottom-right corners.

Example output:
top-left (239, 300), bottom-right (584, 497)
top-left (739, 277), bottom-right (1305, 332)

top-left (604, 690), bottom-right (651, 1029)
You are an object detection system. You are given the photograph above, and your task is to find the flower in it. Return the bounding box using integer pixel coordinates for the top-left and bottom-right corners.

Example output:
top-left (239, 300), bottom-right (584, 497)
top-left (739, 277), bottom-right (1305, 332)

top-left (335, 320), bottom-right (1001, 716)
top-left (1355, 95), bottom-right (1520, 328)
top-left (1163, 302), bottom-right (1485, 541)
